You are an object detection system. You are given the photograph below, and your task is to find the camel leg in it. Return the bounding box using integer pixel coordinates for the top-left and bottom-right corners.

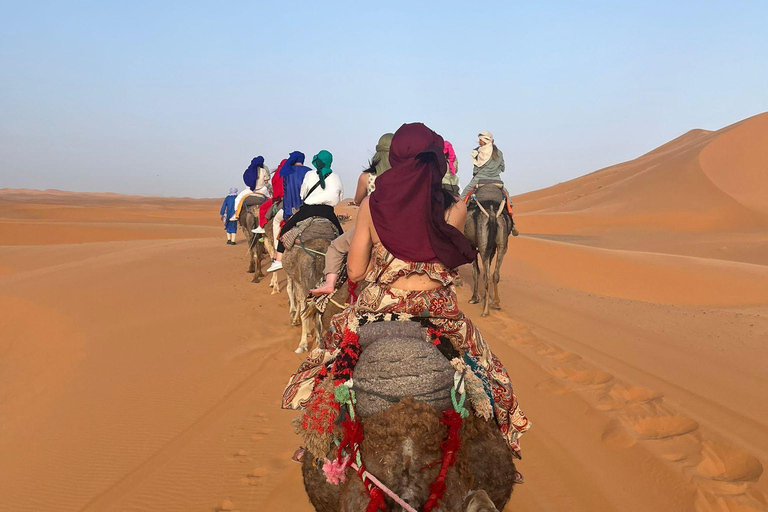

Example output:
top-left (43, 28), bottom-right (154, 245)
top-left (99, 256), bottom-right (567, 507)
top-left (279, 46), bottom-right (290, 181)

top-left (270, 273), bottom-right (280, 295)
top-left (481, 254), bottom-right (493, 317)
top-left (295, 289), bottom-right (310, 353)
top-left (469, 256), bottom-right (481, 304)
top-left (250, 237), bottom-right (262, 283)
top-left (491, 214), bottom-right (511, 310)
top-left (286, 278), bottom-right (298, 325)
top-left (491, 248), bottom-right (505, 310)
top-left (245, 231), bottom-right (256, 274)
top-left (255, 238), bottom-right (265, 279)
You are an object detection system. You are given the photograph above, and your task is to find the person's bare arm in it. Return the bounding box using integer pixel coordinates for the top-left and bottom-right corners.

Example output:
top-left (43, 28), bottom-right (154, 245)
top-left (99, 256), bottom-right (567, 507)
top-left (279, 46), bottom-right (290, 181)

top-left (354, 173), bottom-right (370, 205)
top-left (347, 197), bottom-right (374, 282)
top-left (446, 199), bottom-right (468, 231)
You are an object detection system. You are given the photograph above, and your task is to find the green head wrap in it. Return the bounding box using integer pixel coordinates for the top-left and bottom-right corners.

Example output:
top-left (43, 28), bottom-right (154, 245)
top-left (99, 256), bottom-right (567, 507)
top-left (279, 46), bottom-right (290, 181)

top-left (372, 133), bottom-right (393, 176)
top-left (311, 150), bottom-right (333, 189)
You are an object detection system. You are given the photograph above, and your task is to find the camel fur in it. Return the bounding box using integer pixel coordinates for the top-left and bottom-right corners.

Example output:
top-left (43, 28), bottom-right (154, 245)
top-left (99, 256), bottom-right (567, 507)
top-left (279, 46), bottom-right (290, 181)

top-left (283, 237), bottom-right (331, 353)
top-left (300, 322), bottom-right (516, 511)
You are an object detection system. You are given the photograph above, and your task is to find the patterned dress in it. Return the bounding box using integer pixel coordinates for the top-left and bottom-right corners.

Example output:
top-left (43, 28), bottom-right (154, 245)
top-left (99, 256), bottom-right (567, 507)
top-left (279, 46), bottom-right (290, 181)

top-left (281, 243), bottom-right (530, 457)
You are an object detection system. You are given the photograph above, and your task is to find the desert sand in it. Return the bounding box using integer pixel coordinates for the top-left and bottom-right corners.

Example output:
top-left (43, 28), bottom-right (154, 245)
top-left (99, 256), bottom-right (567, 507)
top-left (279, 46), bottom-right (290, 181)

top-left (1, 113), bottom-right (767, 512)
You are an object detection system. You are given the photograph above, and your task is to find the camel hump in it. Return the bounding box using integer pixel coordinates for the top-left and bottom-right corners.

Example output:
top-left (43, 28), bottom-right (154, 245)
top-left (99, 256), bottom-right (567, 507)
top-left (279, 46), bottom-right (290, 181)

top-left (474, 182), bottom-right (506, 204)
top-left (354, 322), bottom-right (455, 418)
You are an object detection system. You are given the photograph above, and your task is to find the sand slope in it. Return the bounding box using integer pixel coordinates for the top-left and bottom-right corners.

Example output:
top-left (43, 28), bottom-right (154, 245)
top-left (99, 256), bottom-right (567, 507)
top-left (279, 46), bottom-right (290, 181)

top-left (1, 113), bottom-right (767, 512)
top-left (515, 112), bottom-right (768, 236)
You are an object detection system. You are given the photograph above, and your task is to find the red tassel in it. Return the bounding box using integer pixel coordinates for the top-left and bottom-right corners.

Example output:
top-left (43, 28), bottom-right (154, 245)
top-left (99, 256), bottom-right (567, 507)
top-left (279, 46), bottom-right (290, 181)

top-left (365, 487), bottom-right (387, 512)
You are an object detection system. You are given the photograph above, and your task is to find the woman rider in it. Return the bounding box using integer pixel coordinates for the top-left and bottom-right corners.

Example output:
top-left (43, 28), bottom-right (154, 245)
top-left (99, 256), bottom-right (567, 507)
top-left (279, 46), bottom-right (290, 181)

top-left (353, 132), bottom-right (393, 205)
top-left (282, 123), bottom-right (530, 460)
top-left (441, 139), bottom-right (460, 197)
top-left (461, 131), bottom-right (519, 236)
top-left (267, 150), bottom-right (344, 273)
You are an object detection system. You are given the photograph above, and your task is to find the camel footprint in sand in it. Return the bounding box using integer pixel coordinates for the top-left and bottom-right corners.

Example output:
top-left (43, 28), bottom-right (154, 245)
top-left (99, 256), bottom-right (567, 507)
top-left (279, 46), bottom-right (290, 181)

top-left (485, 308), bottom-right (766, 512)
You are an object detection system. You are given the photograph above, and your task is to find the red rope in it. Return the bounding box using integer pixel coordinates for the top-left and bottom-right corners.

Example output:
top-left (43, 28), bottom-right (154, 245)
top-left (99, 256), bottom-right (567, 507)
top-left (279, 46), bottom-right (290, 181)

top-left (422, 410), bottom-right (463, 512)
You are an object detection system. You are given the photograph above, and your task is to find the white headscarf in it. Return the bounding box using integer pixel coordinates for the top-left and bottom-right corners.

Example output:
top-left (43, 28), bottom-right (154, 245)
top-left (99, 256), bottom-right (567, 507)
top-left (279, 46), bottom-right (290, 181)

top-left (471, 131), bottom-right (494, 167)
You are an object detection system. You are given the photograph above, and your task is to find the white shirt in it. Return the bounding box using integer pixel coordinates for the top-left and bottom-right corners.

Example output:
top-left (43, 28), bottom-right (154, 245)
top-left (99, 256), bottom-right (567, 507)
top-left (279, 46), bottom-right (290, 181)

top-left (300, 172), bottom-right (343, 207)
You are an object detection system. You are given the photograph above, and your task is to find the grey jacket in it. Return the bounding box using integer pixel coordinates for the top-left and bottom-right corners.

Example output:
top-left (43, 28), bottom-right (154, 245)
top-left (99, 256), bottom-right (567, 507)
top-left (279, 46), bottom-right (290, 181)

top-left (461, 149), bottom-right (505, 198)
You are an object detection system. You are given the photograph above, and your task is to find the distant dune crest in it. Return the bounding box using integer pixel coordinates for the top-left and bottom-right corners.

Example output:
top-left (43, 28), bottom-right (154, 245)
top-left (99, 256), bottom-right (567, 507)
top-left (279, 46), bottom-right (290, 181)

top-left (515, 112), bottom-right (768, 233)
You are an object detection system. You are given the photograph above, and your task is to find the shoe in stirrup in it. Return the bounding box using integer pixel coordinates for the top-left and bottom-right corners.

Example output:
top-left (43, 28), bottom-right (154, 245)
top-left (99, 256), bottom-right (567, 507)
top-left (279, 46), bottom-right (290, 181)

top-left (267, 260), bottom-right (283, 273)
top-left (252, 226), bottom-right (266, 234)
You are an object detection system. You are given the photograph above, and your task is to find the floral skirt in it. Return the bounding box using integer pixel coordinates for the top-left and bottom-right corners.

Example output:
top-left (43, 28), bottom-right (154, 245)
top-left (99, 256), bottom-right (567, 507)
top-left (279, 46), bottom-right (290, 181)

top-left (281, 283), bottom-right (530, 458)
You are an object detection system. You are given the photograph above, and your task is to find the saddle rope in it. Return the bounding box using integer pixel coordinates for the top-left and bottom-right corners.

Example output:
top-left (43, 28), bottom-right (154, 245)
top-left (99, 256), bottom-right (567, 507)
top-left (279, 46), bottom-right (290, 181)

top-left (471, 194), bottom-right (504, 219)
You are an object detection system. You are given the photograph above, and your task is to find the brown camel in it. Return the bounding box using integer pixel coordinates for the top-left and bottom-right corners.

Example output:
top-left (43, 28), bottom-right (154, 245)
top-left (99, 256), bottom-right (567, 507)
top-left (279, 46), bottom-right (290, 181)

top-left (283, 236), bottom-right (332, 353)
top-left (260, 216), bottom-right (281, 294)
top-left (237, 201), bottom-right (268, 283)
top-left (300, 322), bottom-right (517, 512)
top-left (464, 184), bottom-right (513, 317)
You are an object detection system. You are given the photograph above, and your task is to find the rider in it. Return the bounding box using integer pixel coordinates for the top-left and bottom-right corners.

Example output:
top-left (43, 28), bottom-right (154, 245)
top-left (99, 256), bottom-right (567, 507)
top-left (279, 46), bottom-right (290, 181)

top-left (219, 187), bottom-right (239, 245)
top-left (311, 133), bottom-right (393, 295)
top-left (460, 131), bottom-right (519, 236)
top-left (353, 132), bottom-right (393, 205)
top-left (441, 139), bottom-right (460, 197)
top-left (282, 123), bottom-right (530, 460)
top-left (267, 150), bottom-right (344, 273)
top-left (252, 158), bottom-right (286, 235)
top-left (231, 156), bottom-right (270, 221)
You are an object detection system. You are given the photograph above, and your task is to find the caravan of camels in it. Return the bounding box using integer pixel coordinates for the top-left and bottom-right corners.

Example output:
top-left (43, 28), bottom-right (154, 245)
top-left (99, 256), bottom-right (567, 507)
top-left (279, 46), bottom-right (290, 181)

top-left (233, 122), bottom-right (526, 512)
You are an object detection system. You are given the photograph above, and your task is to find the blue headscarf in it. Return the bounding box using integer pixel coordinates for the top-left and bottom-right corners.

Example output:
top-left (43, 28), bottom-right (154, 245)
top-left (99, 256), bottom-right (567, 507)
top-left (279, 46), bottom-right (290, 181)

top-left (280, 151), bottom-right (311, 218)
top-left (243, 156), bottom-right (265, 191)
top-left (280, 151), bottom-right (305, 176)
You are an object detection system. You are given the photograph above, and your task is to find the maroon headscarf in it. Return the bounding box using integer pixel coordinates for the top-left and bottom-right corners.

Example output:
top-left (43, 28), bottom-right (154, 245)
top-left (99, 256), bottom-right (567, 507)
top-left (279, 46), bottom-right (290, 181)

top-left (370, 123), bottom-right (477, 268)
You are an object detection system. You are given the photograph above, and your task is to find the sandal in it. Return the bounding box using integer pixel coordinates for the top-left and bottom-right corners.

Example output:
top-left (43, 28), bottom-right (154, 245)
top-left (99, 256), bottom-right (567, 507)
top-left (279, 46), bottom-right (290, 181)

top-left (291, 446), bottom-right (305, 464)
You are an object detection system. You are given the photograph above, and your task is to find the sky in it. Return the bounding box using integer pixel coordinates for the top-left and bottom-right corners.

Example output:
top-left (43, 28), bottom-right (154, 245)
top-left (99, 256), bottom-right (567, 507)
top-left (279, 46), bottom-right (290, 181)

top-left (1, 1), bottom-right (767, 198)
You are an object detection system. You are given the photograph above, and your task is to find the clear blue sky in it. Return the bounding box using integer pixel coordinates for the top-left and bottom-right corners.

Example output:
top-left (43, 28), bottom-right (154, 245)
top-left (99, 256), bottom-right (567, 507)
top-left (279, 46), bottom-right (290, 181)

top-left (2, 1), bottom-right (767, 198)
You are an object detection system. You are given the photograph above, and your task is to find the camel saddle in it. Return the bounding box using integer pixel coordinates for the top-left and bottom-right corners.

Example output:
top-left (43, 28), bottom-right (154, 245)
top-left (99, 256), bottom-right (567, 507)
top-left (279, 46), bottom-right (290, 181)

top-left (281, 217), bottom-right (339, 252)
top-left (353, 322), bottom-right (455, 418)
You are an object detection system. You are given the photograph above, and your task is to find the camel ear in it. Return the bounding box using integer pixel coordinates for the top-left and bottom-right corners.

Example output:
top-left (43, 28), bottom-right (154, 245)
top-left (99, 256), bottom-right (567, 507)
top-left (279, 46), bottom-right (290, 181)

top-left (463, 490), bottom-right (499, 512)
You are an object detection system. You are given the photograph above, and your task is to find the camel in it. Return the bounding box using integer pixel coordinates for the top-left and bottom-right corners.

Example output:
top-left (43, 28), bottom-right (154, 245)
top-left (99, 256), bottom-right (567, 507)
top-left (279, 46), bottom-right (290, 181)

top-left (464, 184), bottom-right (513, 317)
top-left (260, 216), bottom-right (281, 294)
top-left (238, 201), bottom-right (269, 284)
top-left (283, 234), bottom-right (333, 354)
top-left (301, 322), bottom-right (517, 512)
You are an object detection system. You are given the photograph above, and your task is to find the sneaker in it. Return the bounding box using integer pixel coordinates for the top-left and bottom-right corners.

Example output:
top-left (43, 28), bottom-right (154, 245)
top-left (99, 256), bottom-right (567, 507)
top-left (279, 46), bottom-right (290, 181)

top-left (267, 260), bottom-right (283, 273)
top-left (226, 240), bottom-right (232, 245)
top-left (252, 226), bottom-right (265, 234)
top-left (229, 215), bottom-right (238, 221)
top-left (231, 241), bottom-right (236, 245)
top-left (511, 226), bottom-right (520, 237)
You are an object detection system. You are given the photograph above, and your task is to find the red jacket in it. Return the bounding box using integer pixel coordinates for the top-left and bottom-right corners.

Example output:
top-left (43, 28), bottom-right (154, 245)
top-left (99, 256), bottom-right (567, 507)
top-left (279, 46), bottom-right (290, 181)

top-left (272, 159), bottom-right (286, 199)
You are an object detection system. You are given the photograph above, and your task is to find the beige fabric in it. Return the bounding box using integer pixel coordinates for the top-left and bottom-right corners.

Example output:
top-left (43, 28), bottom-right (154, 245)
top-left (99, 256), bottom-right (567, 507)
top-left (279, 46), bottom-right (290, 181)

top-left (323, 227), bottom-right (353, 276)
top-left (471, 130), bottom-right (494, 167)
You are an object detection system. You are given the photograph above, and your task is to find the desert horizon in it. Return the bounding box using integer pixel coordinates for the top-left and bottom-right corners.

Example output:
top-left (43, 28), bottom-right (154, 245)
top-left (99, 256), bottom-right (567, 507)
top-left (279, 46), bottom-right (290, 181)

top-left (1, 111), bottom-right (767, 511)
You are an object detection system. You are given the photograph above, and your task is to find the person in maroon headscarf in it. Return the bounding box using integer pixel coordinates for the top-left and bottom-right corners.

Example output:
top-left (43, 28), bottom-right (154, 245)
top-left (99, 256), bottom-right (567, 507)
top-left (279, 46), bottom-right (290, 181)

top-left (282, 123), bottom-right (530, 461)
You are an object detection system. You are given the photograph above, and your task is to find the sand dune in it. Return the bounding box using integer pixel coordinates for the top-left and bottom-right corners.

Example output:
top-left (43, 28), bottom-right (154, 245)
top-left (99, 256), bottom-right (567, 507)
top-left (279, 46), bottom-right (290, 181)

top-left (515, 112), bottom-right (768, 236)
top-left (1, 113), bottom-right (767, 512)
